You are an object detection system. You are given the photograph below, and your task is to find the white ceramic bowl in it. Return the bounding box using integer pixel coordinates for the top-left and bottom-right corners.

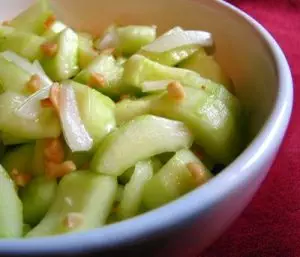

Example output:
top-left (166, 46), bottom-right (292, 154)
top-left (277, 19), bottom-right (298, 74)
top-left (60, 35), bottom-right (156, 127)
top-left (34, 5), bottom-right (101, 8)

top-left (0, 0), bottom-right (293, 256)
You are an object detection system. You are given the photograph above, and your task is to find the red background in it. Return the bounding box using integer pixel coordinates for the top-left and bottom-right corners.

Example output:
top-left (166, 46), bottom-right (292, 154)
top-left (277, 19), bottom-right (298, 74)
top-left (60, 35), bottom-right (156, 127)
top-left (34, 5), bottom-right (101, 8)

top-left (202, 0), bottom-right (300, 256)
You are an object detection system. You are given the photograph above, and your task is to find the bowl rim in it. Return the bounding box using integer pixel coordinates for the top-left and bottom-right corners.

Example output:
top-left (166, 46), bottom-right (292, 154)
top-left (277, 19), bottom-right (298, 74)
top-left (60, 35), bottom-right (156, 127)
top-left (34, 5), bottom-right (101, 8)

top-left (0, 0), bottom-right (293, 254)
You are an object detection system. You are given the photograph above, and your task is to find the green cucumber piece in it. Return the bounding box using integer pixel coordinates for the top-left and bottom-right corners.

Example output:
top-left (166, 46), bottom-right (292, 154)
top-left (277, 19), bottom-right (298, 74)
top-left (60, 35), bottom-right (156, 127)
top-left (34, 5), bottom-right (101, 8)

top-left (140, 45), bottom-right (201, 66)
top-left (2, 144), bottom-right (34, 174)
top-left (179, 51), bottom-right (234, 92)
top-left (10, 0), bottom-right (53, 35)
top-left (42, 28), bottom-right (79, 81)
top-left (116, 56), bottom-right (127, 66)
top-left (115, 94), bottom-right (160, 125)
top-left (70, 81), bottom-right (116, 150)
top-left (0, 165), bottom-right (23, 238)
top-left (20, 177), bottom-right (57, 226)
top-left (118, 160), bottom-right (153, 219)
top-left (0, 91), bottom-right (61, 140)
top-left (74, 54), bottom-right (126, 97)
top-left (78, 33), bottom-right (99, 69)
top-left (43, 21), bottom-right (67, 39)
top-left (66, 151), bottom-right (92, 170)
top-left (0, 55), bottom-right (31, 94)
top-left (143, 149), bottom-right (212, 209)
top-left (91, 115), bottom-right (193, 176)
top-left (151, 87), bottom-right (241, 164)
top-left (1, 132), bottom-right (31, 146)
top-left (26, 171), bottom-right (117, 237)
top-left (0, 29), bottom-right (46, 61)
top-left (116, 26), bottom-right (156, 55)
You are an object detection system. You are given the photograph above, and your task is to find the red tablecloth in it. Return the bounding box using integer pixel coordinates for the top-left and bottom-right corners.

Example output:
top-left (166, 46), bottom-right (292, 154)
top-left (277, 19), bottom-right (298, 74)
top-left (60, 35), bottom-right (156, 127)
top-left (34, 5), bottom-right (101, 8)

top-left (202, 1), bottom-right (300, 256)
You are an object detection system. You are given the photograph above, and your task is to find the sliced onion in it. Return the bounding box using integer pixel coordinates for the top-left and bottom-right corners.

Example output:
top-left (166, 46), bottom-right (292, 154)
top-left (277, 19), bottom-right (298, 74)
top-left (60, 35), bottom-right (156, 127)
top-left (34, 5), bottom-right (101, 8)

top-left (142, 80), bottom-right (174, 92)
top-left (142, 29), bottom-right (213, 53)
top-left (59, 82), bottom-right (93, 152)
top-left (94, 28), bottom-right (118, 50)
top-left (1, 51), bottom-right (52, 87)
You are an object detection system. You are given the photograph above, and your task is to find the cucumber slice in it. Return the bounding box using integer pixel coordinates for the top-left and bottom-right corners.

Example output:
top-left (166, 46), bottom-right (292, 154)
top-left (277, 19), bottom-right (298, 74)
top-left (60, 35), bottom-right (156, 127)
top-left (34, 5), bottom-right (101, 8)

top-left (96, 25), bottom-right (156, 56)
top-left (0, 92), bottom-right (61, 140)
top-left (116, 26), bottom-right (156, 55)
top-left (42, 28), bottom-right (79, 81)
top-left (123, 55), bottom-right (232, 100)
top-left (151, 87), bottom-right (241, 164)
top-left (26, 171), bottom-right (117, 237)
top-left (0, 55), bottom-right (31, 94)
top-left (91, 115), bottom-right (193, 176)
top-left (143, 149), bottom-right (212, 209)
top-left (2, 144), bottom-right (34, 174)
top-left (115, 94), bottom-right (160, 125)
top-left (0, 29), bottom-right (46, 61)
top-left (140, 45), bottom-right (201, 66)
top-left (71, 81), bottom-right (116, 149)
top-left (78, 33), bottom-right (99, 69)
top-left (43, 21), bottom-right (67, 39)
top-left (20, 177), bottom-right (57, 226)
top-left (179, 51), bottom-right (234, 92)
top-left (0, 165), bottom-right (23, 238)
top-left (74, 54), bottom-right (126, 97)
top-left (118, 160), bottom-right (153, 219)
top-left (9, 0), bottom-right (53, 35)
top-left (1, 132), bottom-right (31, 146)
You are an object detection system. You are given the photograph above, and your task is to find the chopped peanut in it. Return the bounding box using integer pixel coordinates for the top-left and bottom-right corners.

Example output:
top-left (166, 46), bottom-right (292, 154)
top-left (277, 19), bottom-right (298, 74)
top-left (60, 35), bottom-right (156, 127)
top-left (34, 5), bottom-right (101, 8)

top-left (45, 161), bottom-right (76, 179)
top-left (26, 74), bottom-right (42, 93)
top-left (41, 42), bottom-right (58, 57)
top-left (100, 47), bottom-right (116, 55)
top-left (40, 98), bottom-right (53, 108)
top-left (63, 212), bottom-right (84, 229)
top-left (44, 138), bottom-right (65, 164)
top-left (89, 72), bottom-right (106, 88)
top-left (11, 169), bottom-right (32, 187)
top-left (187, 162), bottom-right (208, 186)
top-left (49, 83), bottom-right (61, 114)
top-left (44, 15), bottom-right (56, 29)
top-left (167, 81), bottom-right (185, 101)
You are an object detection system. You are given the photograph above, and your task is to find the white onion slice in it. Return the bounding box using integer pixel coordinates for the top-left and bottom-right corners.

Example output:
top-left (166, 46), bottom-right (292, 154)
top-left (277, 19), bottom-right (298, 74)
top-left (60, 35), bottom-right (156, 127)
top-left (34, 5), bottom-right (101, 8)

top-left (142, 30), bottom-right (213, 53)
top-left (1, 51), bottom-right (52, 87)
top-left (60, 83), bottom-right (93, 152)
top-left (142, 80), bottom-right (174, 92)
top-left (94, 28), bottom-right (118, 50)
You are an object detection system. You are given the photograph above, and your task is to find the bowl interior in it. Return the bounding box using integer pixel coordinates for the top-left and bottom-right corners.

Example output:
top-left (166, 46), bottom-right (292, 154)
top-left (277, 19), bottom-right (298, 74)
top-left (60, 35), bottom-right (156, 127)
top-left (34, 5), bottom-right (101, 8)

top-left (1, 0), bottom-right (278, 141)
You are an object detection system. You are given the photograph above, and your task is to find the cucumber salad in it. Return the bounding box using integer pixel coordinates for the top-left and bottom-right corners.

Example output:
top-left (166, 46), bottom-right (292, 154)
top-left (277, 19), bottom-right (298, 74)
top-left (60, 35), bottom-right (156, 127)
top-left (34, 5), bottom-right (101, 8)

top-left (0, 0), bottom-right (242, 238)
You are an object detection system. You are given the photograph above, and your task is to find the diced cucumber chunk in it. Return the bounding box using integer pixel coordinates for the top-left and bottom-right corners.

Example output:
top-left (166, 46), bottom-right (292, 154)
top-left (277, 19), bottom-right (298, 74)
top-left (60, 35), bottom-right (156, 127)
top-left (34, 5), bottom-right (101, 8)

top-left (43, 21), bottom-right (67, 39)
top-left (151, 87), bottom-right (241, 164)
top-left (20, 177), bottom-right (57, 226)
top-left (10, 0), bottom-right (53, 35)
top-left (26, 171), bottom-right (117, 237)
top-left (91, 115), bottom-right (193, 176)
top-left (74, 54), bottom-right (126, 97)
top-left (0, 165), bottom-right (23, 238)
top-left (42, 28), bottom-right (79, 81)
top-left (71, 81), bottom-right (116, 149)
top-left (66, 150), bottom-right (92, 170)
top-left (78, 33), bottom-right (98, 69)
top-left (96, 25), bottom-right (156, 56)
top-left (118, 160), bottom-right (153, 219)
top-left (115, 26), bottom-right (156, 55)
top-left (0, 29), bottom-right (46, 61)
top-left (0, 92), bottom-right (61, 140)
top-left (179, 51), bottom-right (234, 92)
top-left (2, 144), bottom-right (34, 174)
top-left (143, 149), bottom-right (212, 209)
top-left (115, 94), bottom-right (160, 125)
top-left (116, 56), bottom-right (127, 66)
top-left (0, 55), bottom-right (31, 94)
top-left (140, 45), bottom-right (200, 66)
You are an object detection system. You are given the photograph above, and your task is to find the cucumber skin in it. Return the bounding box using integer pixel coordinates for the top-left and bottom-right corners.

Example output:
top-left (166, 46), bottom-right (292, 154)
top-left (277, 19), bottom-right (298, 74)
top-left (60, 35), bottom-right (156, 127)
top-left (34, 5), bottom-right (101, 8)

top-left (91, 115), bottom-right (193, 176)
top-left (0, 165), bottom-right (23, 238)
